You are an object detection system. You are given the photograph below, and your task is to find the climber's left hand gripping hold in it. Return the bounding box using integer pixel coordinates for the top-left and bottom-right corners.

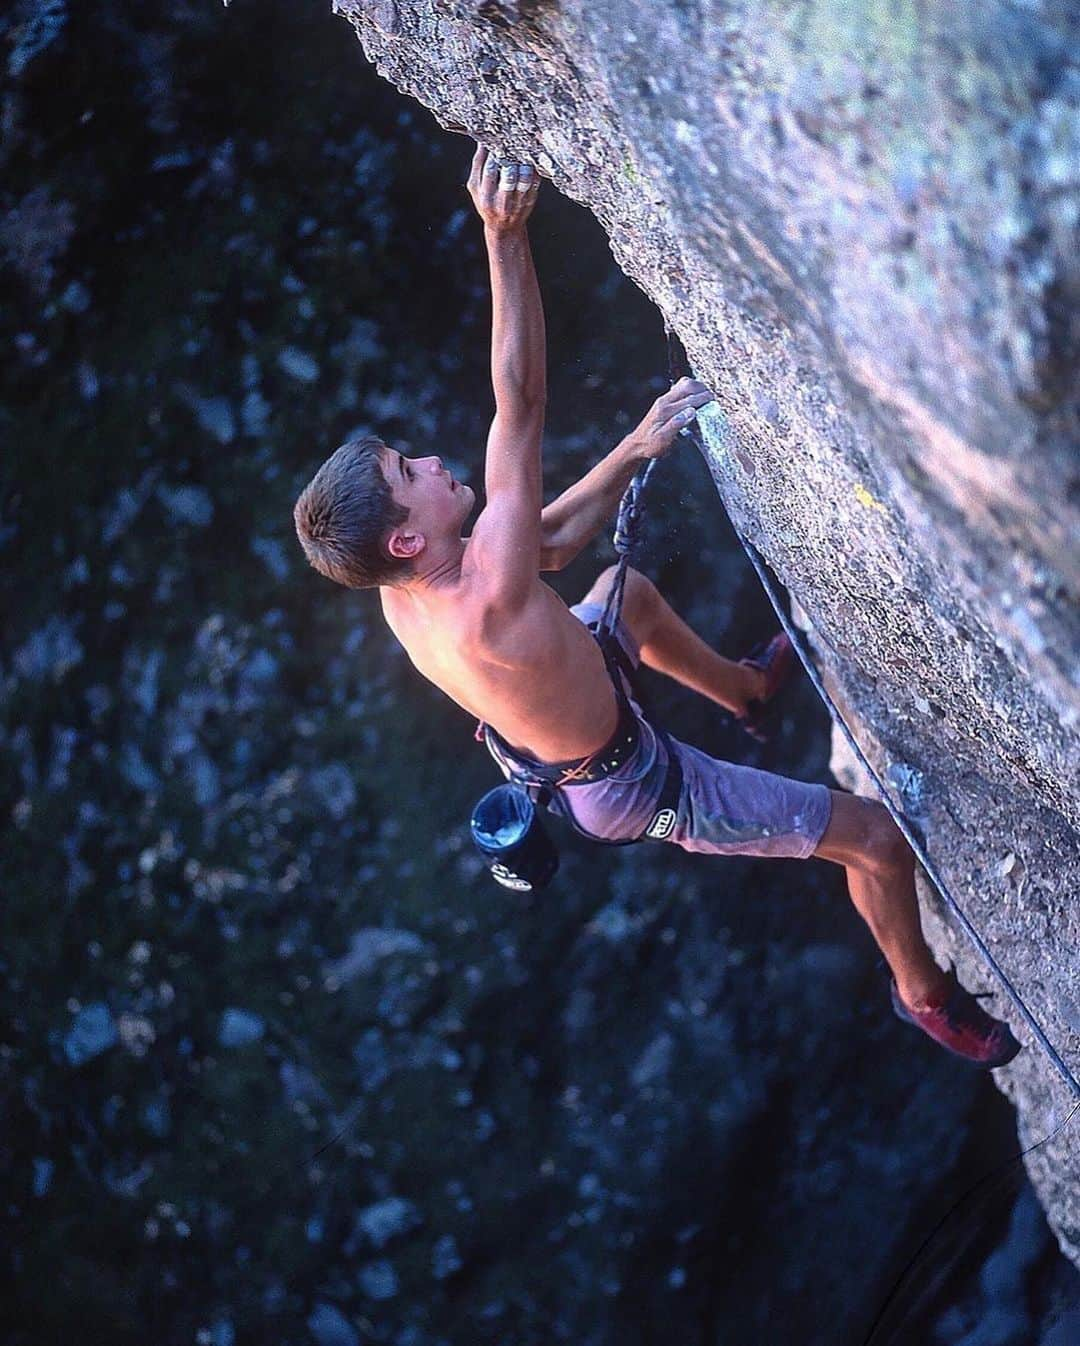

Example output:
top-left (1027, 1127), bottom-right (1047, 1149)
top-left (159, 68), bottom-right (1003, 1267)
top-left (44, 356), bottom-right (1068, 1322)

top-left (467, 141), bottom-right (541, 237)
top-left (627, 376), bottom-right (715, 460)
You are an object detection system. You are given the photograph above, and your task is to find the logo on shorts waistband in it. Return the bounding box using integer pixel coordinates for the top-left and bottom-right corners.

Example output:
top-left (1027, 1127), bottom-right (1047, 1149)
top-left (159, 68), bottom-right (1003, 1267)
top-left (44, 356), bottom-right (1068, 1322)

top-left (645, 807), bottom-right (676, 840)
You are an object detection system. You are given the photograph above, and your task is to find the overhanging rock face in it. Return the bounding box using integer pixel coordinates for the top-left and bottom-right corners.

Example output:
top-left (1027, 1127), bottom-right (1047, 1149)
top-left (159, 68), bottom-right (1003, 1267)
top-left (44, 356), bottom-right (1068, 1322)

top-left (338, 0), bottom-right (1080, 1262)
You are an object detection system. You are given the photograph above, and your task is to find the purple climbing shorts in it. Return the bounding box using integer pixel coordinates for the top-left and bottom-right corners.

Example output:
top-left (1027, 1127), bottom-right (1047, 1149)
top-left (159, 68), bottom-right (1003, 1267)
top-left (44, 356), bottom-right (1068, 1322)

top-left (483, 601), bottom-right (833, 859)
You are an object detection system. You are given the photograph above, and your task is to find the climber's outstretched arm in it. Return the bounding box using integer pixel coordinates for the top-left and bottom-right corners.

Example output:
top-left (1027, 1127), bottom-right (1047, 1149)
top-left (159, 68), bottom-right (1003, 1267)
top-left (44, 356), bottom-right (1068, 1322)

top-left (462, 142), bottom-right (548, 610)
top-left (539, 436), bottom-right (645, 571)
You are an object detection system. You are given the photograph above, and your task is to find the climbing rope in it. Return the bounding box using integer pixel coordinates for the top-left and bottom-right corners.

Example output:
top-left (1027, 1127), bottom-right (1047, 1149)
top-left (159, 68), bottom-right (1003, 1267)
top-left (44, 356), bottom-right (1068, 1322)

top-left (595, 321), bottom-right (686, 641)
top-left (597, 449), bottom-right (657, 640)
top-left (662, 331), bottom-right (1080, 1102)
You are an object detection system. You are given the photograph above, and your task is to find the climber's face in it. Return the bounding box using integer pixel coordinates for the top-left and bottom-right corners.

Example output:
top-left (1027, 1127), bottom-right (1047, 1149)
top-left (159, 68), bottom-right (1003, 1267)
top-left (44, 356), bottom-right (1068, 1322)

top-left (380, 445), bottom-right (475, 562)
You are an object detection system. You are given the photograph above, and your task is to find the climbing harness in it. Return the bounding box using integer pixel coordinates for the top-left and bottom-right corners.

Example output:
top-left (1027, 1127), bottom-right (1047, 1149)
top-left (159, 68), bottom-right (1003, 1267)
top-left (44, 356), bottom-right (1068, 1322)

top-left (469, 594), bottom-right (684, 889)
top-left (664, 335), bottom-right (1080, 1104)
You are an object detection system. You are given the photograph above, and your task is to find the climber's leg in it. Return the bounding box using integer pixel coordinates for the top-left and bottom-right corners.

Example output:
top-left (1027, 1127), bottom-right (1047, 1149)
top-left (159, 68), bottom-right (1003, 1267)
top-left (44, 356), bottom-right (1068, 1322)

top-left (811, 791), bottom-right (948, 1008)
top-left (812, 791), bottom-right (1021, 1066)
top-left (646, 728), bottom-right (1019, 1065)
top-left (577, 565), bottom-right (764, 717)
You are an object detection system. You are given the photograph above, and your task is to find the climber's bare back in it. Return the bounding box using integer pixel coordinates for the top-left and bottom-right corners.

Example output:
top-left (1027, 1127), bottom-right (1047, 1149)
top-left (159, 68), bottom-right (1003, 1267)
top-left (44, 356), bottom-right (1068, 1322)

top-left (380, 551), bottom-right (619, 763)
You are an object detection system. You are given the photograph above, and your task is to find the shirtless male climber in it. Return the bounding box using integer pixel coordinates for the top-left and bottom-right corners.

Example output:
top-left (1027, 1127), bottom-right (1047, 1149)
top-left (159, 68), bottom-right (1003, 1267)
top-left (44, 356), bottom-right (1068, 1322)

top-left (293, 141), bottom-right (1020, 1071)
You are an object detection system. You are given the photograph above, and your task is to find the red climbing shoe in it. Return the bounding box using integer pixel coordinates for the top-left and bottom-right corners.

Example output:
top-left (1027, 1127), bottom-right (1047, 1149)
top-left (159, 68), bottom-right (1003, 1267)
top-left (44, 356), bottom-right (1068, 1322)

top-left (734, 632), bottom-right (798, 742)
top-left (890, 964), bottom-right (1021, 1069)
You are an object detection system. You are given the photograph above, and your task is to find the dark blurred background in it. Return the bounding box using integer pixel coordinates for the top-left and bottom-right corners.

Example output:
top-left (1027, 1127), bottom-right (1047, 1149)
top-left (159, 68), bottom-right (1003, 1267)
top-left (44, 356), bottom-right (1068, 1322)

top-left (2, 1), bottom-right (1076, 1343)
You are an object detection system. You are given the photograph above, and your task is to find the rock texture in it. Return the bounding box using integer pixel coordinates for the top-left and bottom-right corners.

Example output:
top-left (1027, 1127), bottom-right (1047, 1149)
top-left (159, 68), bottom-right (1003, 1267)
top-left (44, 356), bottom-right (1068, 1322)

top-left (339, 0), bottom-right (1080, 1263)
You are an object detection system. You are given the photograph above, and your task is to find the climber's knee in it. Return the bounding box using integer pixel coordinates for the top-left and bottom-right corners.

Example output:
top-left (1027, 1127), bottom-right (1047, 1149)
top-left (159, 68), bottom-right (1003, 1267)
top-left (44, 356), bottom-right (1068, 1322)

top-left (864, 807), bottom-right (914, 880)
top-left (579, 564), bottom-right (620, 608)
top-left (577, 566), bottom-right (661, 651)
top-left (581, 564), bottom-right (655, 614)
top-left (813, 791), bottom-right (912, 878)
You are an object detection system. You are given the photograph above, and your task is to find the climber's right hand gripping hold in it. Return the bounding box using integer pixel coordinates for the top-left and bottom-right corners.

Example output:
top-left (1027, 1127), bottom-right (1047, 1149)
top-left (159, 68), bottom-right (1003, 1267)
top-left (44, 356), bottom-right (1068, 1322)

top-left (467, 141), bottom-right (541, 236)
top-left (628, 376), bottom-right (715, 460)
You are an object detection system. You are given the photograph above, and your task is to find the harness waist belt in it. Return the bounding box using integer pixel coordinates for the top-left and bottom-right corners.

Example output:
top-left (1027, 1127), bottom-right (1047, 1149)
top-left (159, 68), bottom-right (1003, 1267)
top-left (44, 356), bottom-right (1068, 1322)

top-left (485, 691), bottom-right (641, 786)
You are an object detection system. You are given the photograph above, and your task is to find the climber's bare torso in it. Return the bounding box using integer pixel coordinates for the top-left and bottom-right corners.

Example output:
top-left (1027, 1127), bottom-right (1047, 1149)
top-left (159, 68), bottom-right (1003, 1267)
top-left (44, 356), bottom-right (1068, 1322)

top-left (380, 546), bottom-right (619, 763)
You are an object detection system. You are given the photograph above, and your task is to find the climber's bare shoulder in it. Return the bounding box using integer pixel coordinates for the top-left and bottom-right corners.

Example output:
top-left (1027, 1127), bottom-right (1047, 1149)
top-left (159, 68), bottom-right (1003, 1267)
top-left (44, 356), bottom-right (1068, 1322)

top-left (380, 549), bottom-right (618, 761)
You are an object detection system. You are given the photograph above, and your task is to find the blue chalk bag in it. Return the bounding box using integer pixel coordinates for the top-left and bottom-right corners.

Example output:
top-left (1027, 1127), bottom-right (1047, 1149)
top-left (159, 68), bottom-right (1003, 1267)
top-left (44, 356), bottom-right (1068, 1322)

top-left (470, 782), bottom-right (559, 892)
